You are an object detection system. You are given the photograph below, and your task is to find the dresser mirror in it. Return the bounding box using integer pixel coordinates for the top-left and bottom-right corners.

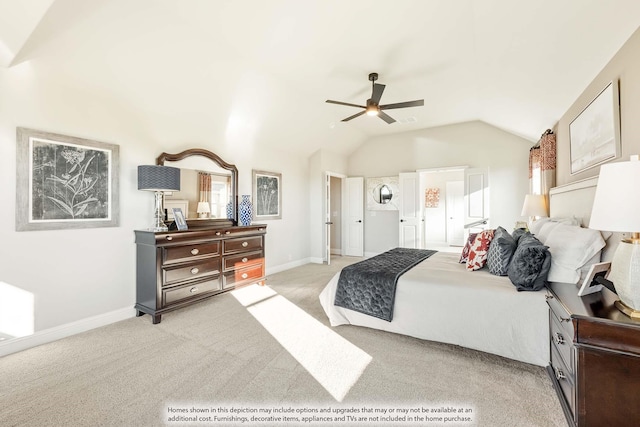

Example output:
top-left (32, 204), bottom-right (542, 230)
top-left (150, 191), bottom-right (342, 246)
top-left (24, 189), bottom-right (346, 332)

top-left (156, 149), bottom-right (238, 225)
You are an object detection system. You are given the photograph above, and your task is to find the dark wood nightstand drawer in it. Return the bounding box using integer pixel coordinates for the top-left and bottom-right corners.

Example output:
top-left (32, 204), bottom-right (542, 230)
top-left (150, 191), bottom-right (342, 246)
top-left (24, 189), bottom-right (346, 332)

top-left (551, 343), bottom-right (575, 418)
top-left (163, 258), bottom-right (221, 286)
top-left (223, 250), bottom-right (264, 272)
top-left (222, 263), bottom-right (264, 289)
top-left (163, 242), bottom-right (220, 265)
top-left (163, 277), bottom-right (221, 306)
top-left (223, 236), bottom-right (263, 254)
top-left (547, 293), bottom-right (574, 340)
top-left (551, 312), bottom-right (574, 374)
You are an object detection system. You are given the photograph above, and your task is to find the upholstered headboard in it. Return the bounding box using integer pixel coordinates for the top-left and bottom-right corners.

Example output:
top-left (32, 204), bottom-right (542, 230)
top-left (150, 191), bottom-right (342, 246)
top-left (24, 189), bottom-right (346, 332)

top-left (549, 176), bottom-right (620, 261)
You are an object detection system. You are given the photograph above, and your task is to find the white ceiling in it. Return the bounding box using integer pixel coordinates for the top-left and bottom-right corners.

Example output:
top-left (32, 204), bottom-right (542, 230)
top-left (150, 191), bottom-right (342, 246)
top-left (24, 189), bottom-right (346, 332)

top-left (2, 0), bottom-right (640, 157)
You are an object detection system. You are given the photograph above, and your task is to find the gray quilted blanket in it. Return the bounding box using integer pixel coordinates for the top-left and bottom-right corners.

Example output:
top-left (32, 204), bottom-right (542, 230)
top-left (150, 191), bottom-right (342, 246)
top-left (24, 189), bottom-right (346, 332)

top-left (334, 248), bottom-right (437, 322)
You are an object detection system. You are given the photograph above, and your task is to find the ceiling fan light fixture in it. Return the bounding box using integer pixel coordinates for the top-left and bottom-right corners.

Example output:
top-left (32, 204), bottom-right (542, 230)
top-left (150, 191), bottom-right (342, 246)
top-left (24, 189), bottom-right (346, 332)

top-left (366, 104), bottom-right (379, 116)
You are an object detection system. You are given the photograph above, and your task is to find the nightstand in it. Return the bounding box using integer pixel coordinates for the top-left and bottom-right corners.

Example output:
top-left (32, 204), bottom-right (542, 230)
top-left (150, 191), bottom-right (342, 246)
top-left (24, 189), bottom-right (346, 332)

top-left (546, 282), bottom-right (640, 427)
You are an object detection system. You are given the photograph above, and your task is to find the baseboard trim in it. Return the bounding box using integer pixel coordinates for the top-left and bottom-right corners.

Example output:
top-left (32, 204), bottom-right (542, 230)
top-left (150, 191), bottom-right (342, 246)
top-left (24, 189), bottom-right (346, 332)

top-left (0, 307), bottom-right (135, 357)
top-left (265, 258), bottom-right (312, 275)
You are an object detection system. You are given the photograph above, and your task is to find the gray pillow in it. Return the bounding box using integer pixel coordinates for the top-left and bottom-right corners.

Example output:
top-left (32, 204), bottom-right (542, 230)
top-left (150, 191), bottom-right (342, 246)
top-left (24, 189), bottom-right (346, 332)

top-left (507, 234), bottom-right (551, 291)
top-left (511, 227), bottom-right (527, 244)
top-left (487, 226), bottom-right (516, 276)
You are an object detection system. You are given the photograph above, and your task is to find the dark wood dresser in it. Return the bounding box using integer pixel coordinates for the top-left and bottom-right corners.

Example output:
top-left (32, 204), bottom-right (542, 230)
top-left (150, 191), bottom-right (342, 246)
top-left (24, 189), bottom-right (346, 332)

top-left (546, 282), bottom-right (640, 427)
top-left (135, 224), bottom-right (267, 324)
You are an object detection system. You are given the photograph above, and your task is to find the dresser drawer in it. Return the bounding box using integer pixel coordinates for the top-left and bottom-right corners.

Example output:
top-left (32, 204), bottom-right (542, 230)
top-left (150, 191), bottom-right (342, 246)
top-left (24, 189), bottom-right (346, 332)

top-left (163, 277), bottom-right (221, 306)
top-left (163, 242), bottom-right (220, 265)
top-left (223, 250), bottom-right (264, 272)
top-left (222, 263), bottom-right (264, 289)
top-left (163, 258), bottom-right (221, 286)
top-left (223, 236), bottom-right (263, 254)
top-left (550, 312), bottom-right (575, 374)
top-left (551, 343), bottom-right (575, 419)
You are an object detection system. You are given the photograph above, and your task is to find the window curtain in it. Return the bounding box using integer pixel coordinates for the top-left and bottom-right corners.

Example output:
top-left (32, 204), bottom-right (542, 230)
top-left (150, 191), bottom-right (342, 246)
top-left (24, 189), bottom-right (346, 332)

top-left (528, 129), bottom-right (556, 197)
top-left (198, 172), bottom-right (211, 203)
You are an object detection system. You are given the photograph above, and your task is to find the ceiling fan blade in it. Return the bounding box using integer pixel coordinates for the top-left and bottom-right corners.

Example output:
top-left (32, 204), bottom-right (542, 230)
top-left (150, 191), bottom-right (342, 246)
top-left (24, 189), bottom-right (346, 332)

top-left (326, 100), bottom-right (366, 109)
top-left (342, 110), bottom-right (366, 122)
top-left (380, 99), bottom-right (425, 110)
top-left (378, 111), bottom-right (396, 124)
top-left (371, 83), bottom-right (385, 104)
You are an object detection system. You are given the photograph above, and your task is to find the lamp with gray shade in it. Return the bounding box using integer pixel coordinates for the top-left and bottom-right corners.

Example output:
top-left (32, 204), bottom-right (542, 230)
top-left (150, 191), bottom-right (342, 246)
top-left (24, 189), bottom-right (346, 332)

top-left (589, 155), bottom-right (640, 318)
top-left (138, 165), bottom-right (180, 232)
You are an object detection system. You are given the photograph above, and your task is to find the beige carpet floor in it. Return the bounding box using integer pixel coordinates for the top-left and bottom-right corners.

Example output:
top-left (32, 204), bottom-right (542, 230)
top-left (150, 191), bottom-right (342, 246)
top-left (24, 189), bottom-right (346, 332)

top-left (0, 256), bottom-right (566, 426)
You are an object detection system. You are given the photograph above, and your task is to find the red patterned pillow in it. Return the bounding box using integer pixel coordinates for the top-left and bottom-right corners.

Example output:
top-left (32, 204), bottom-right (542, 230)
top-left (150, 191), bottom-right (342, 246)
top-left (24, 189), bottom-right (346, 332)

top-left (459, 232), bottom-right (478, 263)
top-left (467, 229), bottom-right (496, 271)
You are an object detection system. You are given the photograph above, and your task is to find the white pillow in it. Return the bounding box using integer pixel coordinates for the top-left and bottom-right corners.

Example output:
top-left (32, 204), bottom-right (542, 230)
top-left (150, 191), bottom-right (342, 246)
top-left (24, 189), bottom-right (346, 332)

top-left (544, 223), bottom-right (606, 284)
top-left (529, 216), bottom-right (581, 237)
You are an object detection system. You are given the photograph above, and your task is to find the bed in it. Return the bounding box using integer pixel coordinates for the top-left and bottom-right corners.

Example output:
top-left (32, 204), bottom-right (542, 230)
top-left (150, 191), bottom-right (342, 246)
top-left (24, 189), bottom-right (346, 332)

top-left (320, 177), bottom-right (611, 368)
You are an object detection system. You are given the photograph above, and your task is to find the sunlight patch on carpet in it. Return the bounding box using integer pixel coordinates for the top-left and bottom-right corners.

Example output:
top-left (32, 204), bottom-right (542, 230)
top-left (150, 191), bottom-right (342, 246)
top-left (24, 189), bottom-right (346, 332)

top-left (231, 284), bottom-right (372, 401)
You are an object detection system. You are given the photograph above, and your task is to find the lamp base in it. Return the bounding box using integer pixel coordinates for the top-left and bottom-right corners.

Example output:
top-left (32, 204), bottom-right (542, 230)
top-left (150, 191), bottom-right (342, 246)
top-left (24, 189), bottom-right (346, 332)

top-left (614, 299), bottom-right (640, 319)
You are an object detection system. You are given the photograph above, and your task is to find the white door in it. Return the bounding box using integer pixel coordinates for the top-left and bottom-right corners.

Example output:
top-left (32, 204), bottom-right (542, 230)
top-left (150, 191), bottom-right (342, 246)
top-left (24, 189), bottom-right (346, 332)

top-left (464, 168), bottom-right (490, 233)
top-left (399, 172), bottom-right (422, 249)
top-left (344, 177), bottom-right (364, 256)
top-left (446, 180), bottom-right (465, 246)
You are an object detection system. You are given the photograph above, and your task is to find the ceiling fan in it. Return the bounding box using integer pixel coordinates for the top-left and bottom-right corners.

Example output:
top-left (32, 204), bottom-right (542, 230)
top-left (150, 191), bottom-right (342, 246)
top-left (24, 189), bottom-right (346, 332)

top-left (326, 72), bottom-right (424, 124)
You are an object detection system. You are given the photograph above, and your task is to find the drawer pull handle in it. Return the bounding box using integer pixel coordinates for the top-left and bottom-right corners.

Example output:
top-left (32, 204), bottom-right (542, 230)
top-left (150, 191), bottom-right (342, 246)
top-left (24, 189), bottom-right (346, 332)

top-left (560, 317), bottom-right (571, 323)
top-left (191, 248), bottom-right (199, 255)
top-left (190, 267), bottom-right (199, 275)
top-left (555, 367), bottom-right (566, 381)
top-left (545, 294), bottom-right (553, 300)
top-left (190, 286), bottom-right (198, 294)
top-left (216, 231), bottom-right (221, 236)
top-left (225, 231), bottom-right (230, 235)
top-left (554, 332), bottom-right (565, 345)
top-left (242, 273), bottom-right (248, 279)
top-left (242, 241), bottom-right (248, 247)
top-left (166, 236), bottom-right (173, 241)
top-left (242, 257), bottom-right (248, 263)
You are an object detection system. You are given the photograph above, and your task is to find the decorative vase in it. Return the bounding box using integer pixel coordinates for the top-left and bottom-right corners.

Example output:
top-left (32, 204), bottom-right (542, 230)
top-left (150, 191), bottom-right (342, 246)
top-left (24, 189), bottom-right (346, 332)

top-left (226, 201), bottom-right (234, 220)
top-left (239, 195), bottom-right (252, 226)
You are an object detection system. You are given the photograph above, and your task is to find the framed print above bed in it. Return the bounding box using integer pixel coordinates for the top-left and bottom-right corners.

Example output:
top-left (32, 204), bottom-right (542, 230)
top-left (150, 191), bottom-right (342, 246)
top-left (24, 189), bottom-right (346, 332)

top-left (569, 80), bottom-right (621, 174)
top-left (16, 128), bottom-right (120, 231)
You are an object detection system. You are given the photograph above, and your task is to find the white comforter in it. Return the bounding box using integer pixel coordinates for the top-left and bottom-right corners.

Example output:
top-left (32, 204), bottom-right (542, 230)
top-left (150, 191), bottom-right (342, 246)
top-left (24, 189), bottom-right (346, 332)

top-left (319, 252), bottom-right (549, 367)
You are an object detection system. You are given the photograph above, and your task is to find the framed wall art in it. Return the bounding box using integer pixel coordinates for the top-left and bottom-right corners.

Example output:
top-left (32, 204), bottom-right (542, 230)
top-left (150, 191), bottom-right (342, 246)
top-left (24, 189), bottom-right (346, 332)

top-left (569, 80), bottom-right (621, 174)
top-left (16, 128), bottom-right (120, 231)
top-left (252, 169), bottom-right (281, 220)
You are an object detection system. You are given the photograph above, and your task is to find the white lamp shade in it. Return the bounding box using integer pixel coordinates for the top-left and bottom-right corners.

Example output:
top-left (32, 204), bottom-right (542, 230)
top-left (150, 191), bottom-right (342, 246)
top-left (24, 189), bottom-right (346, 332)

top-left (521, 194), bottom-right (548, 217)
top-left (589, 158), bottom-right (640, 232)
top-left (197, 202), bottom-right (211, 213)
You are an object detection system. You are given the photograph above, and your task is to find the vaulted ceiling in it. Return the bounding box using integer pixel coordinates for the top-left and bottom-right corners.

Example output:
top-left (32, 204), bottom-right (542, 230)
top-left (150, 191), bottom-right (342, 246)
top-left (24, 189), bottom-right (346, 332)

top-left (2, 0), bottom-right (640, 157)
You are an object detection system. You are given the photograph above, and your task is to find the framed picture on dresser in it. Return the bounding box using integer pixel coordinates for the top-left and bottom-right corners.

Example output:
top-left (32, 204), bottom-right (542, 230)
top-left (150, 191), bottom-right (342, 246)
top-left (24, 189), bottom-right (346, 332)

top-left (15, 127), bottom-right (120, 231)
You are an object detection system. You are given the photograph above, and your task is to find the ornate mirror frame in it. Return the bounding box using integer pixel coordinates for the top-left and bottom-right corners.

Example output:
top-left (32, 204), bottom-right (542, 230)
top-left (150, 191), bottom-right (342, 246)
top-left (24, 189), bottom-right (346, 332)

top-left (156, 148), bottom-right (238, 227)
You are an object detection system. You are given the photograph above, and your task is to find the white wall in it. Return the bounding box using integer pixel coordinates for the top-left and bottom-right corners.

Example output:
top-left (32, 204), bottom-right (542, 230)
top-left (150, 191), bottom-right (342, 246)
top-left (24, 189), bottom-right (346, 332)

top-left (348, 121), bottom-right (532, 254)
top-left (0, 61), bottom-right (310, 351)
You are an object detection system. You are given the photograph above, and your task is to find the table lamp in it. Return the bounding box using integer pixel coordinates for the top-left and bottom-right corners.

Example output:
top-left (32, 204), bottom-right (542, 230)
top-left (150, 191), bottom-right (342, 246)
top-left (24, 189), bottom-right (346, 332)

top-left (197, 201), bottom-right (211, 218)
top-left (138, 165), bottom-right (181, 232)
top-left (521, 194), bottom-right (548, 227)
top-left (589, 155), bottom-right (640, 318)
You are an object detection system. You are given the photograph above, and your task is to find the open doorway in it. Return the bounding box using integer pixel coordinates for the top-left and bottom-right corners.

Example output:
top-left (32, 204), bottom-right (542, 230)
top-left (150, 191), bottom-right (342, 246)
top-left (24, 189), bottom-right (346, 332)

top-left (419, 167), bottom-right (465, 251)
top-left (324, 172), bottom-right (347, 265)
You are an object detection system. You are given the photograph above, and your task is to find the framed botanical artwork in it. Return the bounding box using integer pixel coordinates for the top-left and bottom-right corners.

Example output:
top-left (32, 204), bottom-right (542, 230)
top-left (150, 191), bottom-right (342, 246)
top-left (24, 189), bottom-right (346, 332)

top-left (569, 80), bottom-right (621, 174)
top-left (16, 128), bottom-right (120, 231)
top-left (252, 170), bottom-right (281, 220)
